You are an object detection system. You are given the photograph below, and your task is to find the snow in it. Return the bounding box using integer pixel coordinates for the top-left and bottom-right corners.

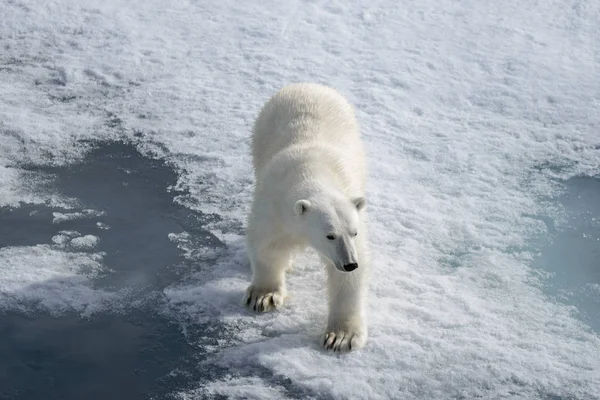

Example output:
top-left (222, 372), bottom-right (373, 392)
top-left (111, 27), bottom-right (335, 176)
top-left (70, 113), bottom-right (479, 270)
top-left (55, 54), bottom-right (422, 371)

top-left (96, 221), bottom-right (111, 230)
top-left (0, 165), bottom-right (72, 208)
top-left (52, 209), bottom-right (106, 224)
top-left (1, 0), bottom-right (599, 399)
top-left (0, 245), bottom-right (116, 316)
top-left (177, 377), bottom-right (288, 400)
top-left (70, 235), bottom-right (100, 250)
top-left (51, 230), bottom-right (77, 246)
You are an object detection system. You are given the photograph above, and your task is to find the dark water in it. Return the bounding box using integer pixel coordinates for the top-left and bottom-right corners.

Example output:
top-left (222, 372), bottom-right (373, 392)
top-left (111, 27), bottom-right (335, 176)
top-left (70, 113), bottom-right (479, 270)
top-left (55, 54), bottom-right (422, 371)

top-left (533, 176), bottom-right (600, 333)
top-left (0, 142), bottom-right (225, 400)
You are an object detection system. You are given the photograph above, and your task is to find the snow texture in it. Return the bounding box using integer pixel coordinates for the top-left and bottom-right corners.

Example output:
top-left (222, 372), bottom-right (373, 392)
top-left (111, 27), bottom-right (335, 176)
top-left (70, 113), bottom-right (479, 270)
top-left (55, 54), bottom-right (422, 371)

top-left (1, 0), bottom-right (599, 398)
top-left (0, 245), bottom-right (116, 316)
top-left (177, 377), bottom-right (288, 400)
top-left (51, 230), bottom-right (99, 250)
top-left (52, 209), bottom-right (106, 224)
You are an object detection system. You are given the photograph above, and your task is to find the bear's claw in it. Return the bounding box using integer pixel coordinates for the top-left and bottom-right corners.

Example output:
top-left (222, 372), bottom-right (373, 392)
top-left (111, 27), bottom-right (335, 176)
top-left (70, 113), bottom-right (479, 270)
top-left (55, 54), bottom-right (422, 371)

top-left (321, 330), bottom-right (365, 352)
top-left (243, 285), bottom-right (285, 312)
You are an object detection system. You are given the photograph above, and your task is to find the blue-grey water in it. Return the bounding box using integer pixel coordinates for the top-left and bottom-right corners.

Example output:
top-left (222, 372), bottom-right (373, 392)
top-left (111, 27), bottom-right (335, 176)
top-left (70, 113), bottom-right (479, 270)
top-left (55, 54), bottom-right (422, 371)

top-left (533, 176), bottom-right (600, 333)
top-left (0, 141), bottom-right (598, 399)
top-left (0, 142), bottom-right (227, 400)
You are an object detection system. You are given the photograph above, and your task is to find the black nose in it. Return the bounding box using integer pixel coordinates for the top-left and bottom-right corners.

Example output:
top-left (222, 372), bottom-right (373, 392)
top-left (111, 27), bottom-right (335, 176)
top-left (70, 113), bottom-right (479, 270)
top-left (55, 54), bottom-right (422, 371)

top-left (343, 263), bottom-right (358, 272)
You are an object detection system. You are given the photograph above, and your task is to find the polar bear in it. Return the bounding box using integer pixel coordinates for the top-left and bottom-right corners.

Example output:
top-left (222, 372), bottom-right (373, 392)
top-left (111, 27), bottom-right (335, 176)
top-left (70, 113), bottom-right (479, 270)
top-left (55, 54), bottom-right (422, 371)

top-left (244, 83), bottom-right (369, 352)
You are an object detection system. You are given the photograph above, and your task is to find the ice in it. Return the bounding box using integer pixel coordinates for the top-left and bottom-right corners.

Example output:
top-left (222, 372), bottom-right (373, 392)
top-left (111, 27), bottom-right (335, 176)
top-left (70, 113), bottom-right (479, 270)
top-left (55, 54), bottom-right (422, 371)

top-left (96, 221), bottom-right (111, 230)
top-left (52, 210), bottom-right (106, 224)
top-left (1, 0), bottom-right (599, 398)
top-left (0, 245), bottom-right (116, 316)
top-left (70, 235), bottom-right (100, 250)
top-left (0, 165), bottom-right (73, 208)
top-left (52, 231), bottom-right (76, 246)
top-left (177, 377), bottom-right (288, 400)
top-left (51, 228), bottom-right (100, 250)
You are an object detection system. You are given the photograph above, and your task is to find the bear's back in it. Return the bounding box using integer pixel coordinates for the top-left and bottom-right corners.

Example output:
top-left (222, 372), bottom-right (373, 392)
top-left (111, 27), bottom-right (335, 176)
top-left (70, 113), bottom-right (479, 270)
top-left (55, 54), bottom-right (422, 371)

top-left (251, 83), bottom-right (362, 177)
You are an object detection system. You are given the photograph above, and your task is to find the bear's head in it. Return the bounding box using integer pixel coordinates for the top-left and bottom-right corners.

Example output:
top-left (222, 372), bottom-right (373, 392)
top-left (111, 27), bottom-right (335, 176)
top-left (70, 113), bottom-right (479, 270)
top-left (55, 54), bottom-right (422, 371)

top-left (294, 193), bottom-right (366, 272)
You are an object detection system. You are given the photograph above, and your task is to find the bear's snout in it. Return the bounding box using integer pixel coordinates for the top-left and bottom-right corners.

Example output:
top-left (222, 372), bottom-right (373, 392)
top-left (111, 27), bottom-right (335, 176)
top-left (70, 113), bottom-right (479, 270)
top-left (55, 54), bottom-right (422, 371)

top-left (343, 263), bottom-right (358, 272)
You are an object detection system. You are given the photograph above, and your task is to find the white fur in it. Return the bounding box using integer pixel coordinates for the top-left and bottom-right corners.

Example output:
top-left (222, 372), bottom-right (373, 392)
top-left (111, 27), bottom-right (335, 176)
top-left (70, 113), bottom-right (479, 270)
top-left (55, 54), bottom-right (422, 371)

top-left (244, 83), bottom-right (370, 352)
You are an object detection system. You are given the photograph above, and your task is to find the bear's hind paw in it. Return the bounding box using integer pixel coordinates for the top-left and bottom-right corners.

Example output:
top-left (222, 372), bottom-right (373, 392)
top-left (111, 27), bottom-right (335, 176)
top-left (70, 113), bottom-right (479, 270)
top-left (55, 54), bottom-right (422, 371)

top-left (243, 285), bottom-right (286, 312)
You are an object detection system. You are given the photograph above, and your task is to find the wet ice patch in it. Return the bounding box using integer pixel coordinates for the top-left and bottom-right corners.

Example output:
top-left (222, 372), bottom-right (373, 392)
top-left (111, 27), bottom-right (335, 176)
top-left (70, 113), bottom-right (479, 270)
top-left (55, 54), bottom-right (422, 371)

top-left (53, 209), bottom-right (106, 224)
top-left (178, 376), bottom-right (287, 400)
top-left (71, 235), bottom-right (100, 250)
top-left (167, 231), bottom-right (224, 267)
top-left (0, 245), bottom-right (116, 316)
top-left (533, 176), bottom-right (600, 332)
top-left (51, 230), bottom-right (100, 250)
top-left (0, 165), bottom-right (74, 208)
top-left (51, 230), bottom-right (80, 245)
top-left (96, 222), bottom-right (110, 230)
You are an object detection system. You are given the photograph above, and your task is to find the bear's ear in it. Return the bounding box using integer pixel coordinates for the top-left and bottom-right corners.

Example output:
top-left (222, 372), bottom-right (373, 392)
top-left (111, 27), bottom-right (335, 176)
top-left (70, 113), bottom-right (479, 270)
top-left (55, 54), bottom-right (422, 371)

top-left (352, 196), bottom-right (366, 211)
top-left (294, 199), bottom-right (312, 216)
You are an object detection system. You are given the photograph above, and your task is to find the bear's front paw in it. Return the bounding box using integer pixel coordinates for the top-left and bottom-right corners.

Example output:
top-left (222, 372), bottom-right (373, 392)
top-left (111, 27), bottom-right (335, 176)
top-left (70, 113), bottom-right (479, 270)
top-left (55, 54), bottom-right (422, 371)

top-left (321, 329), bottom-right (366, 352)
top-left (321, 329), bottom-right (367, 352)
top-left (243, 285), bottom-right (286, 312)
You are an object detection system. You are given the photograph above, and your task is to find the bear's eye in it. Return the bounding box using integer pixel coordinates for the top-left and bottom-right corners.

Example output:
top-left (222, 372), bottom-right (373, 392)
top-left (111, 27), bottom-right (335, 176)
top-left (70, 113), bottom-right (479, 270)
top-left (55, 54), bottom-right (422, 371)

top-left (326, 234), bottom-right (335, 241)
top-left (352, 232), bottom-right (358, 237)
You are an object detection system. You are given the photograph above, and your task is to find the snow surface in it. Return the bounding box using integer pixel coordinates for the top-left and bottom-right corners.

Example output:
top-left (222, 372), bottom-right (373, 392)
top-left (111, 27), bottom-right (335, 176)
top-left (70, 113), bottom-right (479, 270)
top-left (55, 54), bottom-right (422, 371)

top-left (1, 0), bottom-right (600, 398)
top-left (0, 245), bottom-right (115, 316)
top-left (52, 209), bottom-right (106, 224)
top-left (178, 376), bottom-right (288, 400)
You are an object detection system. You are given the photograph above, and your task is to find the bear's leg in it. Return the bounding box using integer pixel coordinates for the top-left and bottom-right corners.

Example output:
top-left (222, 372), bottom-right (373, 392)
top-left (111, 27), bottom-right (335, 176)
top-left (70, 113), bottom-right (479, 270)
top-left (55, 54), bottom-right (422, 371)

top-left (243, 244), bottom-right (291, 312)
top-left (321, 260), bottom-right (368, 352)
